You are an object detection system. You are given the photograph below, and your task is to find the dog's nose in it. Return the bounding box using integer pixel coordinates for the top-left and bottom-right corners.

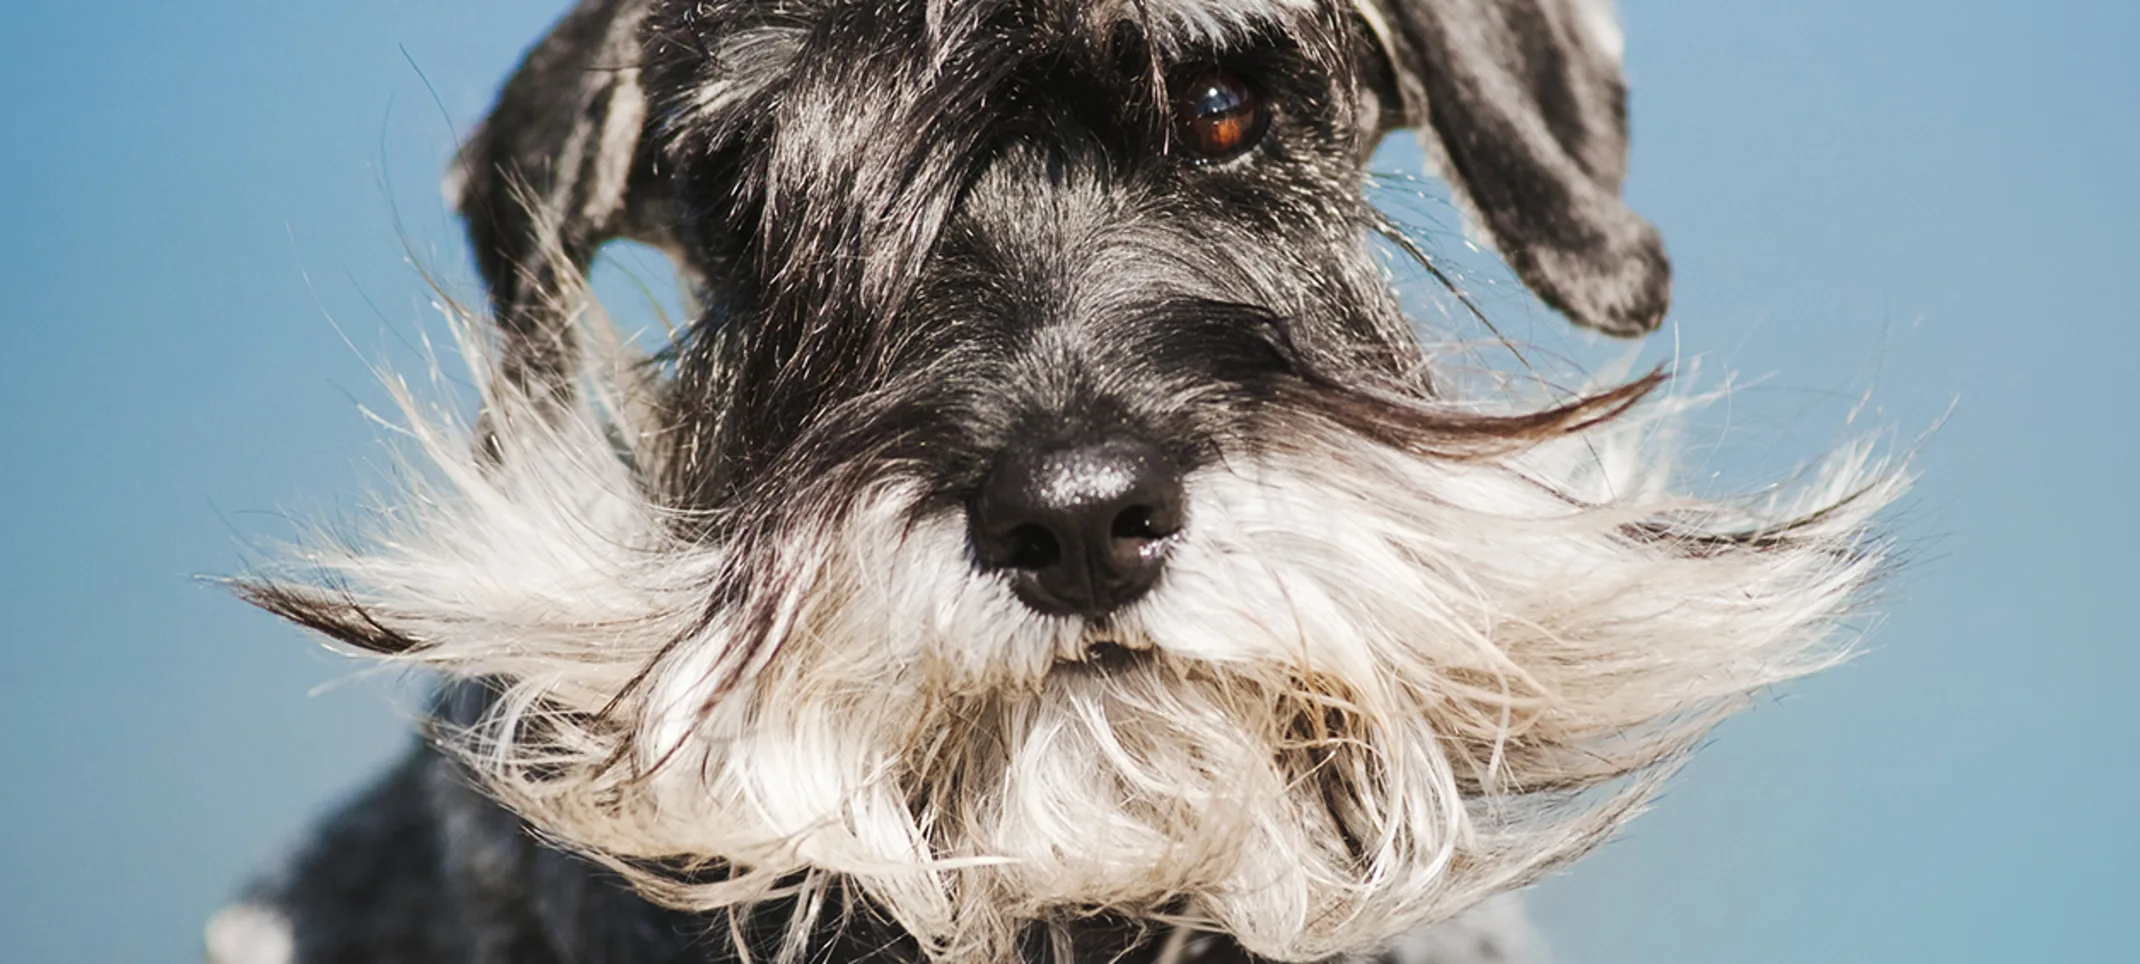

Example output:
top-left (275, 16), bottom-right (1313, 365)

top-left (970, 440), bottom-right (1185, 618)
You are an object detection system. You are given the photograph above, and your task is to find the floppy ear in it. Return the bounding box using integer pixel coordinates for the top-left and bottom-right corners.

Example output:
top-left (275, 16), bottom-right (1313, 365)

top-left (449, 0), bottom-right (673, 403)
top-left (1360, 0), bottom-right (1670, 335)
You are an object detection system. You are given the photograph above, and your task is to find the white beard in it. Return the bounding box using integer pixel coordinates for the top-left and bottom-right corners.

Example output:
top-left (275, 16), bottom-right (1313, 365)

top-left (251, 298), bottom-right (1903, 963)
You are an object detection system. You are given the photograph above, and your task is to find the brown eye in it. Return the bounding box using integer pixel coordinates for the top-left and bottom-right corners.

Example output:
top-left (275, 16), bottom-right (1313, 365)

top-left (1173, 71), bottom-right (1267, 161)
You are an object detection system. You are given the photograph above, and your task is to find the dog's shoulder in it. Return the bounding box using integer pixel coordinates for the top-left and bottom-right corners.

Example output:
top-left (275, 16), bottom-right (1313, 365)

top-left (208, 741), bottom-right (717, 964)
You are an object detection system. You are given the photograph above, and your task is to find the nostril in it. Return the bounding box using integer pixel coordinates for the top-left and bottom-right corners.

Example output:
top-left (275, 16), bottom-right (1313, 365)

top-left (1005, 523), bottom-right (1060, 570)
top-left (1109, 504), bottom-right (1176, 541)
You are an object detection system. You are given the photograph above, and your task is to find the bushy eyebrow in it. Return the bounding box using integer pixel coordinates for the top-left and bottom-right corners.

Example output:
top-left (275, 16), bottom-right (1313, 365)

top-left (1094, 0), bottom-right (1322, 53)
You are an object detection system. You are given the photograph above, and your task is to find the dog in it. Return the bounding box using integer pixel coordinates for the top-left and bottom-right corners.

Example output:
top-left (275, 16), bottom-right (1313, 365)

top-left (208, 1), bottom-right (1901, 962)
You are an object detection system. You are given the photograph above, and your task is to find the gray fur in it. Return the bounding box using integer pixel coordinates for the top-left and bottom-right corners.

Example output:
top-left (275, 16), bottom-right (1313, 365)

top-left (217, 3), bottom-right (1889, 963)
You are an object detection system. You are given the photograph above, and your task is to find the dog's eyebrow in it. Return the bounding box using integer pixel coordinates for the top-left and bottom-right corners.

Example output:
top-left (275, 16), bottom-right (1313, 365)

top-left (1096, 0), bottom-right (1320, 51)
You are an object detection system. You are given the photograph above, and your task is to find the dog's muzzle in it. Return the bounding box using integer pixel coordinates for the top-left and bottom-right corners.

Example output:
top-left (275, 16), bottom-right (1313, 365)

top-left (968, 438), bottom-right (1185, 619)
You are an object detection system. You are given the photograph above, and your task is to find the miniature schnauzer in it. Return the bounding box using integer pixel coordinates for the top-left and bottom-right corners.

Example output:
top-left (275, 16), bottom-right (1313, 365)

top-left (210, 1), bottom-right (1900, 962)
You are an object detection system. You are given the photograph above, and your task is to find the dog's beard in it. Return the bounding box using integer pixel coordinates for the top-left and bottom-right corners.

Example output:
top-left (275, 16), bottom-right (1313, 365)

top-left (245, 298), bottom-right (1900, 963)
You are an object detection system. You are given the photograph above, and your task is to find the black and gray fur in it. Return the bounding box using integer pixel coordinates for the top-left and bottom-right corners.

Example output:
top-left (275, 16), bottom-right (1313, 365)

top-left (217, 1), bottom-right (1700, 962)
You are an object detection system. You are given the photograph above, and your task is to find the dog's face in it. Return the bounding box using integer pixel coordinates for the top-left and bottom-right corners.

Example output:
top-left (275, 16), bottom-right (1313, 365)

top-left (247, 1), bottom-right (1892, 960)
top-left (645, 0), bottom-right (1412, 540)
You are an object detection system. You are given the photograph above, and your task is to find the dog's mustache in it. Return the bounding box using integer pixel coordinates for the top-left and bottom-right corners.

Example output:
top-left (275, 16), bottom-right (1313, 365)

top-left (236, 280), bottom-right (1899, 961)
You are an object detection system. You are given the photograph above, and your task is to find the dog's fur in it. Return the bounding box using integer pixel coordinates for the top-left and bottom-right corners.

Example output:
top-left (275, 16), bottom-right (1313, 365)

top-left (211, 2), bottom-right (1901, 963)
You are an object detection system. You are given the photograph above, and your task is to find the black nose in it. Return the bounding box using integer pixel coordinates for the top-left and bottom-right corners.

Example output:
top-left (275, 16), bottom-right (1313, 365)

top-left (969, 440), bottom-right (1185, 618)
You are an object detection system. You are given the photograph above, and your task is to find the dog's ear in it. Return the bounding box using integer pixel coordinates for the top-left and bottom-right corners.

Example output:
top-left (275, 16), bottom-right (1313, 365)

top-left (449, 0), bottom-right (670, 403)
top-left (1358, 0), bottom-right (1669, 335)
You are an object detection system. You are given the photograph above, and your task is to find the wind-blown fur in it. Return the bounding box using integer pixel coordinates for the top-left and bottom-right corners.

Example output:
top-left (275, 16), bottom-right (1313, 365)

top-left (226, 1), bottom-right (1902, 962)
top-left (241, 288), bottom-right (1897, 962)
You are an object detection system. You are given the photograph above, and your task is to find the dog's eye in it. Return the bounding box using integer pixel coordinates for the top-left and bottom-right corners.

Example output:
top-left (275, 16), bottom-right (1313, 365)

top-left (1173, 71), bottom-right (1267, 162)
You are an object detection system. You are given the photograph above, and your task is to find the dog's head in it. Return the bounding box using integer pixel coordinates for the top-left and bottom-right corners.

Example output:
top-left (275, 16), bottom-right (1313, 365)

top-left (247, 1), bottom-right (1894, 959)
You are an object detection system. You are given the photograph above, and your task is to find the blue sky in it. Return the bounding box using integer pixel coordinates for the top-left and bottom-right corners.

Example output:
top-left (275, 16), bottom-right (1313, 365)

top-left (2, 2), bottom-right (2135, 962)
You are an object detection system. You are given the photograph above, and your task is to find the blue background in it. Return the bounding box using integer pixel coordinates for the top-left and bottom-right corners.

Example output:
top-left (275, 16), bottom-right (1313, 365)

top-left (2, 2), bottom-right (2133, 961)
